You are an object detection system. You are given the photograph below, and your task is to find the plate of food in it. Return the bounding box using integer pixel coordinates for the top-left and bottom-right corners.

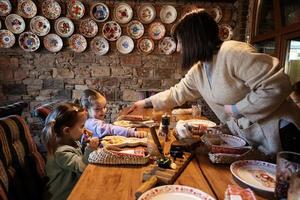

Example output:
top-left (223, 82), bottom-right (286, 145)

top-left (101, 135), bottom-right (147, 148)
top-left (185, 119), bottom-right (217, 128)
top-left (230, 160), bottom-right (276, 193)
top-left (117, 114), bottom-right (151, 122)
top-left (201, 132), bottom-right (246, 148)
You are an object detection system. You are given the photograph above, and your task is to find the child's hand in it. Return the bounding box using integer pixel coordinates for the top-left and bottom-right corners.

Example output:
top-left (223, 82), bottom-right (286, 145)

top-left (88, 137), bottom-right (99, 150)
top-left (134, 130), bottom-right (148, 138)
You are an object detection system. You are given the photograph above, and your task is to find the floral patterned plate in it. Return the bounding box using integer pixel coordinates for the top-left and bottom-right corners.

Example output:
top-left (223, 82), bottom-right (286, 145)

top-left (0, 0), bottom-right (12, 17)
top-left (30, 16), bottom-right (51, 36)
top-left (116, 35), bottom-right (134, 54)
top-left (137, 4), bottom-right (156, 24)
top-left (90, 36), bottom-right (109, 55)
top-left (113, 3), bottom-right (133, 24)
top-left (219, 24), bottom-right (233, 41)
top-left (148, 22), bottom-right (166, 40)
top-left (127, 20), bottom-right (144, 39)
top-left (67, 0), bottom-right (85, 20)
top-left (159, 37), bottom-right (176, 55)
top-left (79, 19), bottom-right (98, 38)
top-left (209, 6), bottom-right (222, 23)
top-left (5, 14), bottom-right (26, 34)
top-left (0, 29), bottom-right (15, 48)
top-left (17, 0), bottom-right (37, 18)
top-left (138, 185), bottom-right (216, 200)
top-left (43, 33), bottom-right (63, 53)
top-left (90, 2), bottom-right (109, 22)
top-left (42, 0), bottom-right (61, 20)
top-left (137, 37), bottom-right (154, 54)
top-left (18, 31), bottom-right (40, 52)
top-left (102, 21), bottom-right (122, 41)
top-left (69, 34), bottom-right (87, 53)
top-left (54, 17), bottom-right (74, 38)
top-left (160, 5), bottom-right (177, 24)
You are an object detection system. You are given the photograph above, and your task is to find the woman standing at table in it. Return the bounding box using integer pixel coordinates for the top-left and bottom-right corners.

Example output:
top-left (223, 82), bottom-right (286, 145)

top-left (130, 9), bottom-right (300, 155)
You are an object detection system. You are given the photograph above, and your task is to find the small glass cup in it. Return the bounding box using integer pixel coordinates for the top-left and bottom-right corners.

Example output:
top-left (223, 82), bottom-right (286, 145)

top-left (192, 104), bottom-right (202, 118)
top-left (287, 172), bottom-right (300, 200)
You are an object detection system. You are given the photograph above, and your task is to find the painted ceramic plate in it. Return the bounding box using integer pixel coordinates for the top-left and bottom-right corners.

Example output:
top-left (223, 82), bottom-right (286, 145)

top-left (0, 0), bottom-right (12, 17)
top-left (30, 16), bottom-right (51, 36)
top-left (67, 0), bottom-right (85, 19)
top-left (201, 132), bottom-right (247, 148)
top-left (42, 0), bottom-right (61, 20)
top-left (184, 119), bottom-right (217, 128)
top-left (5, 14), bottom-right (26, 34)
top-left (148, 22), bottom-right (166, 40)
top-left (159, 37), bottom-right (176, 55)
top-left (138, 185), bottom-right (216, 200)
top-left (101, 136), bottom-right (147, 148)
top-left (116, 35), bottom-right (134, 54)
top-left (18, 31), bottom-right (40, 52)
top-left (0, 29), bottom-right (15, 48)
top-left (17, 0), bottom-right (37, 18)
top-left (90, 36), bottom-right (109, 55)
top-left (230, 160), bottom-right (276, 193)
top-left (102, 21), bottom-right (122, 41)
top-left (137, 37), bottom-right (154, 54)
top-left (54, 17), bottom-right (74, 38)
top-left (79, 19), bottom-right (98, 38)
top-left (127, 20), bottom-right (144, 39)
top-left (0, 20), bottom-right (1, 29)
top-left (137, 4), bottom-right (156, 24)
top-left (113, 3), bottom-right (133, 24)
top-left (219, 24), bottom-right (233, 41)
top-left (69, 34), bottom-right (87, 53)
top-left (160, 5), bottom-right (177, 24)
top-left (90, 2), bottom-right (109, 22)
top-left (209, 6), bottom-right (222, 23)
top-left (43, 33), bottom-right (63, 53)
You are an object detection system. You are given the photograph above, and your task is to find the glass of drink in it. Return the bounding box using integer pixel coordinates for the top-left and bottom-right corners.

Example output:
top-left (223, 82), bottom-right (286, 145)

top-left (192, 104), bottom-right (202, 118)
top-left (288, 172), bottom-right (300, 200)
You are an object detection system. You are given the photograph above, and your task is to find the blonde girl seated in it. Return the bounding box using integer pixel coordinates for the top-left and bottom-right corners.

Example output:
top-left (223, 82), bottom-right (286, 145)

top-left (42, 103), bottom-right (99, 200)
top-left (81, 89), bottom-right (147, 138)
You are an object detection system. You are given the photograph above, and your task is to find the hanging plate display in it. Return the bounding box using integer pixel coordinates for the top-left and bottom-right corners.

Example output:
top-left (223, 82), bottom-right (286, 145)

top-left (5, 14), bottom-right (26, 34)
top-left (54, 17), bottom-right (74, 38)
top-left (113, 3), bottom-right (133, 24)
top-left (0, 0), bottom-right (12, 17)
top-left (127, 20), bottom-right (144, 39)
top-left (69, 34), bottom-right (87, 53)
top-left (90, 2), bottom-right (109, 22)
top-left (160, 5), bottom-right (177, 24)
top-left (209, 6), bottom-right (222, 23)
top-left (137, 37), bottom-right (154, 54)
top-left (148, 22), bottom-right (166, 40)
top-left (30, 16), bottom-right (51, 36)
top-left (67, 0), bottom-right (85, 20)
top-left (159, 37), bottom-right (176, 55)
top-left (43, 33), bottom-right (63, 53)
top-left (116, 35), bottom-right (134, 54)
top-left (102, 21), bottom-right (122, 41)
top-left (79, 19), bottom-right (98, 38)
top-left (0, 29), bottom-right (15, 48)
top-left (90, 36), bottom-right (109, 55)
top-left (17, 0), bottom-right (37, 19)
top-left (219, 24), bottom-right (233, 41)
top-left (42, 0), bottom-right (61, 20)
top-left (137, 4), bottom-right (156, 24)
top-left (18, 31), bottom-right (40, 52)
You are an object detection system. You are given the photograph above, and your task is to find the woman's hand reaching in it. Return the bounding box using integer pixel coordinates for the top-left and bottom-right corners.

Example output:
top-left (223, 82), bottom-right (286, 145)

top-left (128, 100), bottom-right (147, 113)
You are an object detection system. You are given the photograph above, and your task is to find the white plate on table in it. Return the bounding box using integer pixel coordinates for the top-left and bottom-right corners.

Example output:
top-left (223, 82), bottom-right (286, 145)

top-left (185, 119), bottom-right (217, 128)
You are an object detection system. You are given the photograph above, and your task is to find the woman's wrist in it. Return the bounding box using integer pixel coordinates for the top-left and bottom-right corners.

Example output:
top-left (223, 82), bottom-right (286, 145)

top-left (144, 98), bottom-right (153, 108)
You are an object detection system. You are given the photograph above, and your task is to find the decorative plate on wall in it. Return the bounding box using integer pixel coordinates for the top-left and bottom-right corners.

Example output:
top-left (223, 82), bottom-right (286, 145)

top-left (0, 0), bottom-right (12, 17)
top-left (159, 37), bottom-right (176, 55)
top-left (137, 37), bottom-right (154, 54)
top-left (127, 20), bottom-right (144, 39)
top-left (17, 0), bottom-right (37, 18)
top-left (148, 22), bottom-right (166, 40)
top-left (219, 24), bottom-right (233, 41)
top-left (116, 35), bottom-right (134, 54)
top-left (209, 6), bottom-right (222, 23)
top-left (102, 21), bottom-right (122, 41)
top-left (30, 16), bottom-right (51, 36)
top-left (54, 17), bottom-right (74, 38)
top-left (42, 0), bottom-right (61, 20)
top-left (69, 34), bottom-right (87, 53)
top-left (90, 2), bottom-right (109, 22)
top-left (137, 4), bottom-right (156, 24)
top-left (113, 3), bottom-right (133, 24)
top-left (5, 14), bottom-right (26, 34)
top-left (160, 5), bottom-right (177, 24)
top-left (43, 33), bottom-right (63, 53)
top-left (90, 36), bottom-right (109, 55)
top-left (18, 31), bottom-right (40, 52)
top-left (67, 0), bottom-right (85, 20)
top-left (0, 29), bottom-right (15, 48)
top-left (79, 19), bottom-right (98, 38)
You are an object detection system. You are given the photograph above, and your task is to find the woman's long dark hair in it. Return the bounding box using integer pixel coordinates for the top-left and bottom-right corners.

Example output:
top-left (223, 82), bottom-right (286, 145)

top-left (172, 9), bottom-right (223, 69)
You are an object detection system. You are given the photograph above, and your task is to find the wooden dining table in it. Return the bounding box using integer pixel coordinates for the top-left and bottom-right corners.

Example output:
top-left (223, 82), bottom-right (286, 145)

top-left (67, 108), bottom-right (270, 200)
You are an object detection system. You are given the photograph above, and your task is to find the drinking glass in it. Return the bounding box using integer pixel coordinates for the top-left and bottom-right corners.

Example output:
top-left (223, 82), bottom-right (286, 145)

top-left (192, 104), bottom-right (202, 117)
top-left (288, 172), bottom-right (300, 200)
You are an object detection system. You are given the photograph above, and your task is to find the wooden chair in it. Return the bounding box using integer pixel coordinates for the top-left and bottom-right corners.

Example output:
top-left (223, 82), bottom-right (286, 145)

top-left (0, 102), bottom-right (28, 118)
